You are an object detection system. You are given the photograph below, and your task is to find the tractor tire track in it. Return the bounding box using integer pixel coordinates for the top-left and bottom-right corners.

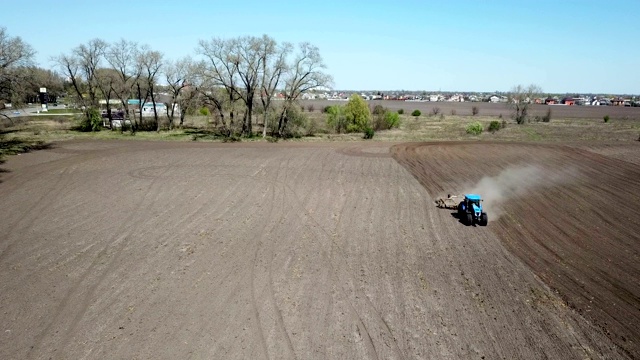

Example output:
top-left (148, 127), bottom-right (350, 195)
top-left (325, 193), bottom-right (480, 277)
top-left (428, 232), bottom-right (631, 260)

top-left (2, 140), bottom-right (636, 359)
top-left (27, 163), bottom-right (175, 358)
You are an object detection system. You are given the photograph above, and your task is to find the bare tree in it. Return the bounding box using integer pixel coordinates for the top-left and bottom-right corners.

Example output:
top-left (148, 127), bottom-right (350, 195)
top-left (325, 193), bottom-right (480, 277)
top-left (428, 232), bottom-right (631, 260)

top-left (138, 47), bottom-right (163, 130)
top-left (164, 57), bottom-right (192, 129)
top-left (197, 38), bottom-right (242, 133)
top-left (0, 27), bottom-right (36, 106)
top-left (95, 68), bottom-right (119, 128)
top-left (259, 40), bottom-right (291, 137)
top-left (189, 60), bottom-right (228, 131)
top-left (198, 37), bottom-right (332, 137)
top-left (105, 39), bottom-right (142, 129)
top-left (54, 38), bottom-right (107, 121)
top-left (508, 84), bottom-right (542, 124)
top-left (176, 85), bottom-right (200, 128)
top-left (53, 54), bottom-right (84, 108)
top-left (74, 39), bottom-right (108, 109)
top-left (231, 36), bottom-right (265, 136)
top-left (277, 42), bottom-right (332, 136)
top-left (0, 27), bottom-right (35, 70)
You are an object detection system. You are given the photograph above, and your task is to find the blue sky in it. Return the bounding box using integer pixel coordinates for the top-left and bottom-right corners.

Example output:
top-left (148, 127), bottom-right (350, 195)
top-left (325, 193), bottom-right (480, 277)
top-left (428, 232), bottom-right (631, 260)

top-left (3, 0), bottom-right (639, 94)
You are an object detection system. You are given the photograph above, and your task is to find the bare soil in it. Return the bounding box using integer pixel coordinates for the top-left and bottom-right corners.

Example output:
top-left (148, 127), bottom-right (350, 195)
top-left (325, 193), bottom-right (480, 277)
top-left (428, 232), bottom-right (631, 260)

top-left (392, 141), bottom-right (640, 358)
top-left (0, 140), bottom-right (638, 359)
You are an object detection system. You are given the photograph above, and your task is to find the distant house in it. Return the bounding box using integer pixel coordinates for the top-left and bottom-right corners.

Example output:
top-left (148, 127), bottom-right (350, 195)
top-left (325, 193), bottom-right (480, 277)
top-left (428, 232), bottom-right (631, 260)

top-left (561, 97), bottom-right (575, 106)
top-left (99, 99), bottom-right (121, 106)
top-left (141, 102), bottom-right (170, 117)
top-left (489, 95), bottom-right (500, 103)
top-left (611, 97), bottom-right (625, 106)
top-left (573, 97), bottom-right (589, 105)
top-left (125, 99), bottom-right (179, 116)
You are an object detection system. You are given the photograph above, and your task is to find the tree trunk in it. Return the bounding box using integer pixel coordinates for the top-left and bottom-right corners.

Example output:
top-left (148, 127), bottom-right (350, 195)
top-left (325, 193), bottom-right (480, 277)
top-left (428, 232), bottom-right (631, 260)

top-left (106, 104), bottom-right (112, 129)
top-left (136, 83), bottom-right (144, 130)
top-left (262, 111), bottom-right (268, 138)
top-left (150, 87), bottom-right (159, 131)
top-left (277, 107), bottom-right (287, 137)
top-left (167, 103), bottom-right (175, 130)
top-left (241, 111), bottom-right (247, 135)
top-left (179, 110), bottom-right (186, 127)
top-left (243, 95), bottom-right (253, 136)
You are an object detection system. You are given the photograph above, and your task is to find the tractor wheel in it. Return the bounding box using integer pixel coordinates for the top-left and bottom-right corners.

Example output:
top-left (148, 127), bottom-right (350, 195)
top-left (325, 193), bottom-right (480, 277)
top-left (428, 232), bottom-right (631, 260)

top-left (480, 213), bottom-right (488, 226)
top-left (466, 213), bottom-right (473, 225)
top-left (458, 202), bottom-right (465, 215)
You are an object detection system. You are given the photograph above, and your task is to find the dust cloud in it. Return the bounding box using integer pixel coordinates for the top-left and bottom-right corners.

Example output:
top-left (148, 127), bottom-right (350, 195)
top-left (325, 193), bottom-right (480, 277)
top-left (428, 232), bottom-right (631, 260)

top-left (465, 165), bottom-right (576, 220)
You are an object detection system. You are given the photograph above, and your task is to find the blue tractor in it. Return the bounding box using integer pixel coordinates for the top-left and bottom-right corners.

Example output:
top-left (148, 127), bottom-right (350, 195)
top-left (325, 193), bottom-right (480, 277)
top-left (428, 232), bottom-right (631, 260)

top-left (457, 194), bottom-right (488, 226)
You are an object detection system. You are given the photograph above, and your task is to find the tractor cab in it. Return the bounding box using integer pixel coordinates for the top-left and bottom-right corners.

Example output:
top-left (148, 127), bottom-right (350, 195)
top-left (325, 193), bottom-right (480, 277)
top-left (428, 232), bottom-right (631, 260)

top-left (465, 194), bottom-right (483, 215)
top-left (457, 194), bottom-right (488, 226)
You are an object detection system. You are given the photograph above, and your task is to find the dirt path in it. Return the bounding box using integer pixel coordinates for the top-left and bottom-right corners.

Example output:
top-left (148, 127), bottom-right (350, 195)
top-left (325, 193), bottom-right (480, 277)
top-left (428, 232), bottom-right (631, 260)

top-left (0, 140), bottom-right (634, 359)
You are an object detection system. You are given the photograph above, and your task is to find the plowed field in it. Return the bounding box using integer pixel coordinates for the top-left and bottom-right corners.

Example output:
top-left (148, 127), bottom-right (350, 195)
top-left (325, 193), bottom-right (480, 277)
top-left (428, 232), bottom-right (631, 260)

top-left (0, 140), bottom-right (638, 359)
top-left (392, 141), bottom-right (640, 358)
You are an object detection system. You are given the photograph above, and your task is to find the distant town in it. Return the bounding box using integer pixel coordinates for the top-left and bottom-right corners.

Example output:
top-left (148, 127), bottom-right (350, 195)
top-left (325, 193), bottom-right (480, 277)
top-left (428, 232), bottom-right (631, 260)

top-left (301, 90), bottom-right (640, 107)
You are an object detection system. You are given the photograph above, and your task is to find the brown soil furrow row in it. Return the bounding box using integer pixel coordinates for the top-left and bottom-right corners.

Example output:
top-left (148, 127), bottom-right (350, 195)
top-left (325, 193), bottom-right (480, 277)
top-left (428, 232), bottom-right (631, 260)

top-left (393, 141), bottom-right (639, 358)
top-left (24, 161), bottom-right (170, 357)
top-left (1, 140), bottom-right (637, 359)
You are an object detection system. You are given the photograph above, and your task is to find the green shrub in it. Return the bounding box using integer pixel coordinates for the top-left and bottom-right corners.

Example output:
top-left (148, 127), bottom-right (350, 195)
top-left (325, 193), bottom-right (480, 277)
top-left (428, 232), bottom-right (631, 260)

top-left (373, 109), bottom-right (401, 131)
top-left (76, 108), bottom-right (102, 132)
top-left (411, 109), bottom-right (421, 117)
top-left (488, 120), bottom-right (501, 133)
top-left (363, 127), bottom-right (375, 139)
top-left (281, 104), bottom-right (308, 138)
top-left (397, 108), bottom-right (404, 115)
top-left (372, 105), bottom-right (388, 130)
top-left (323, 105), bottom-right (332, 113)
top-left (326, 105), bottom-right (346, 133)
top-left (384, 111), bottom-right (400, 129)
top-left (603, 115), bottom-right (610, 123)
top-left (466, 121), bottom-right (483, 135)
top-left (344, 94), bottom-right (371, 132)
top-left (199, 107), bottom-right (210, 116)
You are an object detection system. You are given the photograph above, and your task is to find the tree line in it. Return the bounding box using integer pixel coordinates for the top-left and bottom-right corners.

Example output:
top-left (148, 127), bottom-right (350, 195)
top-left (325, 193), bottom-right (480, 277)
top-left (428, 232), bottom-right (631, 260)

top-left (2, 25), bottom-right (548, 134)
top-left (1, 27), bottom-right (333, 137)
